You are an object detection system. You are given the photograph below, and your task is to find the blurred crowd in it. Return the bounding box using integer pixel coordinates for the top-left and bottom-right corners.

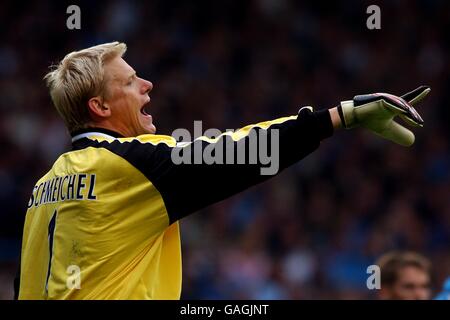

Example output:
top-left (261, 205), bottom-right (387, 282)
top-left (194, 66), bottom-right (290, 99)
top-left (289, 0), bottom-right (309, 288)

top-left (0, 0), bottom-right (449, 299)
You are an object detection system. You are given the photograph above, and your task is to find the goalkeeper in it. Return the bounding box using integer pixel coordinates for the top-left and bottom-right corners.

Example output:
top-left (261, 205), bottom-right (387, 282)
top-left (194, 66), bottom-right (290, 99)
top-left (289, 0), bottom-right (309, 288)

top-left (15, 42), bottom-right (430, 299)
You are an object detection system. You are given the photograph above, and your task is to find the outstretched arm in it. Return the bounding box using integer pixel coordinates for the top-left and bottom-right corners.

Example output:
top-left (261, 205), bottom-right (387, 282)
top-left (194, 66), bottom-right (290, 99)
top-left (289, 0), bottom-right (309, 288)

top-left (89, 107), bottom-right (334, 223)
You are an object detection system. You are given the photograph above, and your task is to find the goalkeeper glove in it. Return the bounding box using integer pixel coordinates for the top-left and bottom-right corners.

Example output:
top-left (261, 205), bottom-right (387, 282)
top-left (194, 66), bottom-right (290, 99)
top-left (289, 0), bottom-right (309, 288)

top-left (338, 86), bottom-right (430, 146)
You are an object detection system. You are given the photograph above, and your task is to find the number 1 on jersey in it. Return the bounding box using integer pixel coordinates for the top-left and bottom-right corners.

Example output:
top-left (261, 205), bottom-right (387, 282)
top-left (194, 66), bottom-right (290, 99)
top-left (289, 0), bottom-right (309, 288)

top-left (45, 209), bottom-right (57, 292)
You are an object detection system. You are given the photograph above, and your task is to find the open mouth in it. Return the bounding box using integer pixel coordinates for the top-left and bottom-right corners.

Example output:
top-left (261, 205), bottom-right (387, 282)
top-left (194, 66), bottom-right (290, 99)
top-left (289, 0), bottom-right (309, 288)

top-left (140, 99), bottom-right (151, 116)
top-left (140, 105), bottom-right (149, 116)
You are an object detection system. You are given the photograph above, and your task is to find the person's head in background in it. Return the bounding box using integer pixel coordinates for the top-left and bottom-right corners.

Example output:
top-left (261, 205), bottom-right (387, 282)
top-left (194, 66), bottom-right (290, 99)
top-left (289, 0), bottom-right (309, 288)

top-left (376, 251), bottom-right (432, 300)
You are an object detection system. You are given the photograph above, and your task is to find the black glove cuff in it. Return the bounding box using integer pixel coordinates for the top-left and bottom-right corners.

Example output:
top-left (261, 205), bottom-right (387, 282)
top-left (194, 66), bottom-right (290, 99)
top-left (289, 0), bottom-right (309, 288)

top-left (337, 104), bottom-right (346, 128)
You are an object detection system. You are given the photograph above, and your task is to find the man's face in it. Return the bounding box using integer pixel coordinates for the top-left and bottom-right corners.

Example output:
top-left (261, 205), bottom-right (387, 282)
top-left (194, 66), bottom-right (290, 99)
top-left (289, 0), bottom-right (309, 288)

top-left (384, 266), bottom-right (431, 300)
top-left (102, 56), bottom-right (155, 136)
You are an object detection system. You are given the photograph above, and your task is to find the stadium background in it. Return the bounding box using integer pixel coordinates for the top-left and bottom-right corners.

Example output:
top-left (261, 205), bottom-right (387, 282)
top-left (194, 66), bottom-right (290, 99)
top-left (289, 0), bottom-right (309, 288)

top-left (0, 0), bottom-right (449, 299)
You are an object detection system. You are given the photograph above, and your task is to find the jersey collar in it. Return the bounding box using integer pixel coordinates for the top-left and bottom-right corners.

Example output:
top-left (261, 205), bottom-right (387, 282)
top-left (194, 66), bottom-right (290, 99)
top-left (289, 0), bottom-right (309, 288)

top-left (71, 127), bottom-right (124, 143)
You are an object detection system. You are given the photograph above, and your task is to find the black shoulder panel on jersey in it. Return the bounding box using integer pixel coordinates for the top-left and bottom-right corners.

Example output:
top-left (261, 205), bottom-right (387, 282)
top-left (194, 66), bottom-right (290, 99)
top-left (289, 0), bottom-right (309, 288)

top-left (72, 109), bottom-right (333, 224)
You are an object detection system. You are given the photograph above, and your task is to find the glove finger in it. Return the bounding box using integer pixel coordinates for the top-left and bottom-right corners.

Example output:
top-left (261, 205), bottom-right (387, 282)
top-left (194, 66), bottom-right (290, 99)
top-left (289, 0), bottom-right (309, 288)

top-left (401, 86), bottom-right (431, 105)
top-left (399, 113), bottom-right (423, 128)
top-left (383, 98), bottom-right (424, 126)
top-left (376, 120), bottom-right (415, 147)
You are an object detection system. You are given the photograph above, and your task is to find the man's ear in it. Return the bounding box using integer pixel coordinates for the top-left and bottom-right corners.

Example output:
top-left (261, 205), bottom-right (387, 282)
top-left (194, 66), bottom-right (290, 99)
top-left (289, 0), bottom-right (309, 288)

top-left (88, 96), bottom-right (111, 119)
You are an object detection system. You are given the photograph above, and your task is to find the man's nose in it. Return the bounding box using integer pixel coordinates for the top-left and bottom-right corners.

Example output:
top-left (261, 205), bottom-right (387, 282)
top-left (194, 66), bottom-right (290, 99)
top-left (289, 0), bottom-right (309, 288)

top-left (142, 79), bottom-right (153, 94)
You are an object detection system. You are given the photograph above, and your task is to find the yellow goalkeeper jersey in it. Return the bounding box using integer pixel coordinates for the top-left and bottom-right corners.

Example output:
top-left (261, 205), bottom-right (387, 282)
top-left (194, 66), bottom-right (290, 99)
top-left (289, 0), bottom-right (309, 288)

top-left (17, 108), bottom-right (333, 299)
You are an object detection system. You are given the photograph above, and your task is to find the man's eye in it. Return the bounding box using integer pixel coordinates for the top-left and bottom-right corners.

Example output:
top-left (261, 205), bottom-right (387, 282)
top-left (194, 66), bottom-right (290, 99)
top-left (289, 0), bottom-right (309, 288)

top-left (126, 75), bottom-right (136, 86)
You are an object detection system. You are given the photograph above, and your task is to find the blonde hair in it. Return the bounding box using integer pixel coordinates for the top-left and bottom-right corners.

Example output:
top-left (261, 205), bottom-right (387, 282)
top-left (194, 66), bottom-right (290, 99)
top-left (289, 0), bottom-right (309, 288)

top-left (44, 41), bottom-right (127, 133)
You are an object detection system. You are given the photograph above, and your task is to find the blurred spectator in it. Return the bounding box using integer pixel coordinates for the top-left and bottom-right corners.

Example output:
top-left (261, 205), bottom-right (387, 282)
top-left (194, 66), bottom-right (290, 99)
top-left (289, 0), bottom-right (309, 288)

top-left (376, 251), bottom-right (432, 300)
top-left (434, 277), bottom-right (450, 300)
